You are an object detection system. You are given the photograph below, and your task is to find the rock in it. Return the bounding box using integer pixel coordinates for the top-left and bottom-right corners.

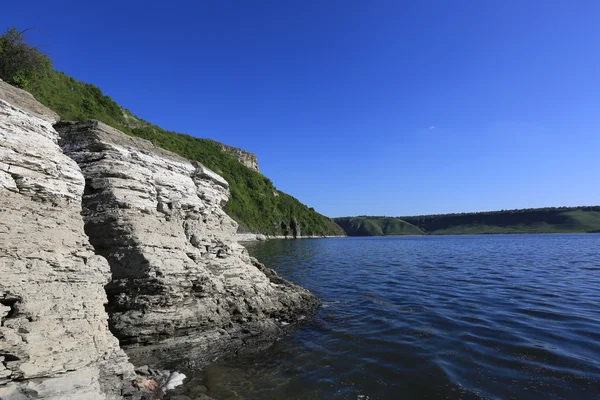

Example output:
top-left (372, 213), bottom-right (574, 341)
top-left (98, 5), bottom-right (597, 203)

top-left (209, 140), bottom-right (260, 172)
top-left (0, 80), bottom-right (59, 124)
top-left (134, 368), bottom-right (187, 399)
top-left (135, 365), bottom-right (152, 376)
top-left (0, 83), bottom-right (137, 398)
top-left (291, 216), bottom-right (301, 239)
top-left (57, 120), bottom-right (320, 368)
top-left (190, 384), bottom-right (208, 395)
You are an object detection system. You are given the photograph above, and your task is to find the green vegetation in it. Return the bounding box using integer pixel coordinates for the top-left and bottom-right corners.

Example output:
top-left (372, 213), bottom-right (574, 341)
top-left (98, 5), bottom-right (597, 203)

top-left (0, 27), bottom-right (344, 236)
top-left (401, 207), bottom-right (600, 235)
top-left (0, 27), bottom-right (51, 89)
top-left (335, 217), bottom-right (423, 236)
top-left (335, 207), bottom-right (600, 236)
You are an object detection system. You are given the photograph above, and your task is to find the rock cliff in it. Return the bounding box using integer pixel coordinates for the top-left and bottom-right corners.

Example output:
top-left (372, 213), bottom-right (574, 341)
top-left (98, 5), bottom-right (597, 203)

top-left (56, 120), bottom-right (319, 368)
top-left (209, 140), bottom-right (260, 172)
top-left (0, 79), bottom-right (320, 398)
top-left (0, 82), bottom-right (136, 399)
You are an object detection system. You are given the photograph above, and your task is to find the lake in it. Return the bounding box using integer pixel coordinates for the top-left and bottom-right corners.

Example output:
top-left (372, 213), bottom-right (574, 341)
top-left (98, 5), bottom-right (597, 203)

top-left (199, 234), bottom-right (600, 399)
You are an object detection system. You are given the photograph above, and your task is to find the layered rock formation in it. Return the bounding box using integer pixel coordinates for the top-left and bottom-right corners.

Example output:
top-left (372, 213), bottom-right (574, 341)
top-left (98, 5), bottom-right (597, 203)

top-left (0, 82), bottom-right (137, 399)
top-left (209, 140), bottom-right (260, 172)
top-left (0, 78), bottom-right (320, 398)
top-left (56, 121), bottom-right (319, 368)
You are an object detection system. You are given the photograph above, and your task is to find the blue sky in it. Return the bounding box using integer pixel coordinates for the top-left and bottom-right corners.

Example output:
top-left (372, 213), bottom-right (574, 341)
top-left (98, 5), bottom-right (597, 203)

top-left (3, 1), bottom-right (599, 217)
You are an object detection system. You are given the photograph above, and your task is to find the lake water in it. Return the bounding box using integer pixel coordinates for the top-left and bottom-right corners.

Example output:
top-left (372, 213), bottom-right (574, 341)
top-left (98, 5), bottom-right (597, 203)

top-left (200, 235), bottom-right (600, 399)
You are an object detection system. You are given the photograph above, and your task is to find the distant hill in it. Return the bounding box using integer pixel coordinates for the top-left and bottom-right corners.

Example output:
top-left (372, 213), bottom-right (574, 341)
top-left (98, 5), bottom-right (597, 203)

top-left (335, 207), bottom-right (600, 236)
top-left (0, 27), bottom-right (344, 237)
top-left (334, 217), bottom-right (423, 236)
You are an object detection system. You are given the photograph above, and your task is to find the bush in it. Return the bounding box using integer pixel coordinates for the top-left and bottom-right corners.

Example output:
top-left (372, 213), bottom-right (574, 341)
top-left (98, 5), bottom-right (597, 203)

top-left (0, 27), bottom-right (52, 89)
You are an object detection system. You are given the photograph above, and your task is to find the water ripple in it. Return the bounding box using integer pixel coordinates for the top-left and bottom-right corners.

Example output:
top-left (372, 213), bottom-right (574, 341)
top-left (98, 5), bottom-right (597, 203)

top-left (192, 234), bottom-right (600, 400)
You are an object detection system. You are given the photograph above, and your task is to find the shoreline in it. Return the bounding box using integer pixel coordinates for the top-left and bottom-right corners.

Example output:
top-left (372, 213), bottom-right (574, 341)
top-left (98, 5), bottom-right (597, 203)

top-left (235, 233), bottom-right (346, 242)
top-left (237, 232), bottom-right (599, 241)
top-left (327, 231), bottom-right (600, 238)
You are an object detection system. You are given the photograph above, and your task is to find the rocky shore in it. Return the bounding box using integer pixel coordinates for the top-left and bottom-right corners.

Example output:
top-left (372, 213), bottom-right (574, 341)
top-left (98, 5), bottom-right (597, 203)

top-left (235, 233), bottom-right (346, 242)
top-left (0, 80), bottom-right (320, 399)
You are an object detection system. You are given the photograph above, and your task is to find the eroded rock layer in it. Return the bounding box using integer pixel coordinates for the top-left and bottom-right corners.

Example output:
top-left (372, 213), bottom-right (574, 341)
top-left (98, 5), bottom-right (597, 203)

top-left (0, 83), bottom-right (136, 399)
top-left (57, 121), bottom-right (319, 368)
top-left (209, 140), bottom-right (260, 172)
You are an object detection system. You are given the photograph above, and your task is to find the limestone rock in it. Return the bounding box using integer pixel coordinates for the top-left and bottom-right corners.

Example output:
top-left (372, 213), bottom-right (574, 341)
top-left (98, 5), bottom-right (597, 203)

top-left (0, 80), bottom-right (59, 124)
top-left (209, 140), bottom-right (260, 172)
top-left (57, 121), bottom-right (319, 368)
top-left (0, 84), bottom-right (137, 399)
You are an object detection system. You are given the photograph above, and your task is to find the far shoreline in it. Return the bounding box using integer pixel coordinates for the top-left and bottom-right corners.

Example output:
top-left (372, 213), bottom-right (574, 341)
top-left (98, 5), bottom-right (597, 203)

top-left (236, 233), bottom-right (347, 242)
top-left (237, 231), bottom-right (600, 241)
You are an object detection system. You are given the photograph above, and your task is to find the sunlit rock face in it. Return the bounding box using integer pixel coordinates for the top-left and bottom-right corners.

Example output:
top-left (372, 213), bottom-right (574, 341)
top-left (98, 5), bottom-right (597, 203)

top-left (57, 120), bottom-right (319, 368)
top-left (210, 140), bottom-right (260, 172)
top-left (0, 81), bottom-right (136, 400)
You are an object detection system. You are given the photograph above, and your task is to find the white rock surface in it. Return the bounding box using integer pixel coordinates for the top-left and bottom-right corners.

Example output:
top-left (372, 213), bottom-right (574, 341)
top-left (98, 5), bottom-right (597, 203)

top-left (0, 80), bottom-right (59, 124)
top-left (209, 140), bottom-right (260, 172)
top-left (0, 84), bottom-right (137, 399)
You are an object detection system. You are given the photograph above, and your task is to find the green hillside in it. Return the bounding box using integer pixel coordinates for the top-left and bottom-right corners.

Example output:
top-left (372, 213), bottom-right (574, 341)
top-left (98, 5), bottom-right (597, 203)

top-left (0, 27), bottom-right (344, 237)
top-left (335, 207), bottom-right (600, 236)
top-left (402, 207), bottom-right (600, 235)
top-left (334, 217), bottom-right (423, 236)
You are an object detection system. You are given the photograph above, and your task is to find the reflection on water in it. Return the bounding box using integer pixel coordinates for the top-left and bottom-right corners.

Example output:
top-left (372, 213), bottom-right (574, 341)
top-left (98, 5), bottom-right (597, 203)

top-left (183, 234), bottom-right (600, 399)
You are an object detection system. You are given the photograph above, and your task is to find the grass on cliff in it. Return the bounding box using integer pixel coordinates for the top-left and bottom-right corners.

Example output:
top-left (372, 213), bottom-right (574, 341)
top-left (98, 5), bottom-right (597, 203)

top-left (0, 27), bottom-right (344, 237)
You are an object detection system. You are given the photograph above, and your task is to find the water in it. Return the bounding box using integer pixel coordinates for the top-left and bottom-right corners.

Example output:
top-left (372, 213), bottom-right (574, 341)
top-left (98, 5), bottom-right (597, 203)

top-left (199, 235), bottom-right (600, 399)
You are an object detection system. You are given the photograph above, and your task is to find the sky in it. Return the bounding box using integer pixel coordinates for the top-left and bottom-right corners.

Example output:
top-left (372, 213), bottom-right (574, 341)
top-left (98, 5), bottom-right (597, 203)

top-left (3, 1), bottom-right (600, 217)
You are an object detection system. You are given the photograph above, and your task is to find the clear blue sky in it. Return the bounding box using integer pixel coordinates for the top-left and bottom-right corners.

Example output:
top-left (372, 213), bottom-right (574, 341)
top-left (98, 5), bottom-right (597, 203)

top-left (3, 1), bottom-right (599, 217)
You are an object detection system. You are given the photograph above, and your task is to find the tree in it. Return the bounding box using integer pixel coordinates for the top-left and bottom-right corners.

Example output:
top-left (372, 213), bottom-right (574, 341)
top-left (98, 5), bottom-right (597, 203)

top-left (0, 27), bottom-right (51, 88)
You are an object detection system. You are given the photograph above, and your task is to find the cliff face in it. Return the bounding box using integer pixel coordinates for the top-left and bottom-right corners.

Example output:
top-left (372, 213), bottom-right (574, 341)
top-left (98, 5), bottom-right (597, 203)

top-left (0, 82), bottom-right (136, 399)
top-left (56, 121), bottom-right (319, 367)
top-left (210, 141), bottom-right (260, 172)
top-left (0, 79), bottom-right (320, 398)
